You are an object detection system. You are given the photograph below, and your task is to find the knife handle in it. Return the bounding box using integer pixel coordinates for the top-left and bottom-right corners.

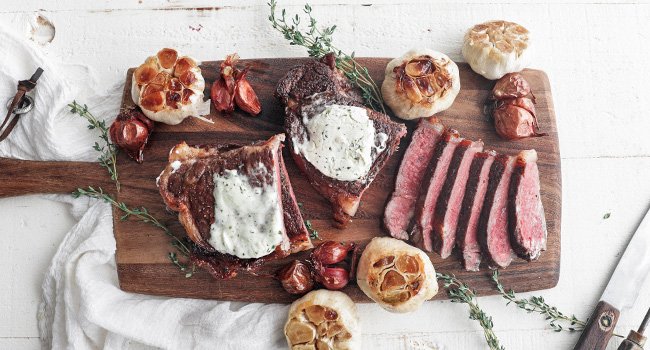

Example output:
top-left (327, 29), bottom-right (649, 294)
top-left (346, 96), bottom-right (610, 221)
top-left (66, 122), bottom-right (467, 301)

top-left (574, 300), bottom-right (621, 350)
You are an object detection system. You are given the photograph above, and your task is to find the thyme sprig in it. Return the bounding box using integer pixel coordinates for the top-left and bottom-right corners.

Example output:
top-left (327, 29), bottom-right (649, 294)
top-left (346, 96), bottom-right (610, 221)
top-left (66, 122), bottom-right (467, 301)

top-left (68, 101), bottom-right (120, 191)
top-left (437, 273), bottom-right (505, 350)
top-left (72, 186), bottom-right (195, 277)
top-left (492, 270), bottom-right (585, 333)
top-left (304, 219), bottom-right (320, 240)
top-left (268, 0), bottom-right (386, 113)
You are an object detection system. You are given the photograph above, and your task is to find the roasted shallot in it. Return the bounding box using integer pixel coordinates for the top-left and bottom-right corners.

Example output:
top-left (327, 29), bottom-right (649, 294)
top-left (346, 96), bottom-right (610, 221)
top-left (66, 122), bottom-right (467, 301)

top-left (489, 73), bottom-right (546, 140)
top-left (311, 241), bottom-right (354, 265)
top-left (211, 53), bottom-right (261, 116)
top-left (109, 107), bottom-right (154, 163)
top-left (277, 260), bottom-right (315, 295)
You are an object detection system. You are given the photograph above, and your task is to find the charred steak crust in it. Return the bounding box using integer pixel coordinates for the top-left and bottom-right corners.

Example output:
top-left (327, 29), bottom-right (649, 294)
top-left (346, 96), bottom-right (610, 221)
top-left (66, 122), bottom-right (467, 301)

top-left (411, 130), bottom-right (461, 251)
top-left (432, 139), bottom-right (484, 259)
top-left (384, 118), bottom-right (444, 240)
top-left (430, 140), bottom-right (468, 256)
top-left (477, 154), bottom-right (515, 268)
top-left (275, 53), bottom-right (363, 106)
top-left (157, 134), bottom-right (312, 279)
top-left (279, 149), bottom-right (314, 253)
top-left (456, 151), bottom-right (495, 271)
top-left (508, 150), bottom-right (547, 261)
top-left (277, 55), bottom-right (407, 227)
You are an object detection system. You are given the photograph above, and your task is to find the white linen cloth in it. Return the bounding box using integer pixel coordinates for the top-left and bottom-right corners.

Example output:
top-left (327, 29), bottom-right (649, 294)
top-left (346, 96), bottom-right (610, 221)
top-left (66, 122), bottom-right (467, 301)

top-left (0, 24), bottom-right (289, 350)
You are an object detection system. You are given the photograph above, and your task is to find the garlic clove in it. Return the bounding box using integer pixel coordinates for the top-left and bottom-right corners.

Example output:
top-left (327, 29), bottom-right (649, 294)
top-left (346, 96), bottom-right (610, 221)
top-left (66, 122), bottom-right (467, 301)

top-left (140, 91), bottom-right (165, 112)
top-left (286, 320), bottom-right (317, 345)
top-left (157, 48), bottom-right (178, 70)
top-left (134, 64), bottom-right (158, 86)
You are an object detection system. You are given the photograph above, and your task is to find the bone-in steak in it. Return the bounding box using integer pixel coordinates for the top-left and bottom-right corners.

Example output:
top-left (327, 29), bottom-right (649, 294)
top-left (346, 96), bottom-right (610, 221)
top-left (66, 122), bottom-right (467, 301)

top-left (276, 55), bottom-right (406, 227)
top-left (157, 134), bottom-right (312, 279)
top-left (509, 150), bottom-right (547, 260)
top-left (384, 118), bottom-right (444, 240)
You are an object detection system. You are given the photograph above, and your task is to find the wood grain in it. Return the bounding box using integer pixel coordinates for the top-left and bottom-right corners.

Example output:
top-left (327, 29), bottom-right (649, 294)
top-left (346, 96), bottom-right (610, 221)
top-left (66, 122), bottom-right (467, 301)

top-left (0, 158), bottom-right (111, 198)
top-left (573, 300), bottom-right (620, 350)
top-left (113, 57), bottom-right (561, 303)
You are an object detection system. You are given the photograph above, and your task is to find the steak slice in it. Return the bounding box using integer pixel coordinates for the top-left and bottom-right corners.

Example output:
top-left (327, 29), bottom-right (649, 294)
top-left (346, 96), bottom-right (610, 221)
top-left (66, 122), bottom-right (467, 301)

top-left (456, 151), bottom-right (496, 271)
top-left (508, 150), bottom-right (547, 260)
top-left (157, 134), bottom-right (312, 279)
top-left (384, 118), bottom-right (445, 240)
top-left (477, 154), bottom-right (516, 268)
top-left (431, 139), bottom-right (484, 258)
top-left (411, 130), bottom-right (462, 251)
top-left (277, 56), bottom-right (406, 227)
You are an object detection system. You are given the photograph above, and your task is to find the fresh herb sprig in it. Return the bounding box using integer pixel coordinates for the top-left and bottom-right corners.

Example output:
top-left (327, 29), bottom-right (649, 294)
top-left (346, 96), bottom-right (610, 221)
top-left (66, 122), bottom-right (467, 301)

top-left (268, 0), bottom-right (386, 113)
top-left (69, 101), bottom-right (120, 191)
top-left (492, 270), bottom-right (585, 333)
top-left (437, 273), bottom-right (505, 350)
top-left (73, 186), bottom-right (196, 277)
top-left (304, 219), bottom-right (320, 240)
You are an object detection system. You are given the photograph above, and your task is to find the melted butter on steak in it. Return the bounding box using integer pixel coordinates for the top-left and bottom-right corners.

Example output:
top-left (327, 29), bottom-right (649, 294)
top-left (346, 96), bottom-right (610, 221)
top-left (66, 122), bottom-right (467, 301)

top-left (208, 164), bottom-right (284, 259)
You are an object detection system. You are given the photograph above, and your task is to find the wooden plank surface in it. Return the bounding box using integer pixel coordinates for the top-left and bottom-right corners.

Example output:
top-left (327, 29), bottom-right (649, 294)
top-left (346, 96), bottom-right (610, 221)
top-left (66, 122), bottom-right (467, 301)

top-left (114, 57), bottom-right (561, 303)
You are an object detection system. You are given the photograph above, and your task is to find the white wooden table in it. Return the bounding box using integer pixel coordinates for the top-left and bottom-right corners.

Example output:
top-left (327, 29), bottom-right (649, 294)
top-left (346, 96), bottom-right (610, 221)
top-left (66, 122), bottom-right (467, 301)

top-left (1, 1), bottom-right (650, 349)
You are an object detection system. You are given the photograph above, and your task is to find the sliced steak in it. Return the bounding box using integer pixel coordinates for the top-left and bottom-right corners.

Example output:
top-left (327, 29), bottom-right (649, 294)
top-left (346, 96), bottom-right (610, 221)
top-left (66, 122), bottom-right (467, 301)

top-left (508, 150), bottom-right (547, 260)
top-left (431, 139), bottom-right (484, 258)
top-left (477, 154), bottom-right (516, 268)
top-left (157, 134), bottom-right (312, 279)
top-left (411, 129), bottom-right (462, 251)
top-left (384, 118), bottom-right (445, 240)
top-left (456, 151), bottom-right (496, 271)
top-left (277, 55), bottom-right (406, 227)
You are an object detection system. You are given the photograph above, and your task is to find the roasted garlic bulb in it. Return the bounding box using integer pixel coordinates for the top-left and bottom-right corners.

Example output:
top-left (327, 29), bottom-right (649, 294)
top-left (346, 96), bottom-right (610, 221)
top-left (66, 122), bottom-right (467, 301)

top-left (131, 48), bottom-right (208, 125)
top-left (285, 290), bottom-right (361, 350)
top-left (462, 21), bottom-right (531, 80)
top-left (382, 49), bottom-right (460, 120)
top-left (356, 237), bottom-right (438, 313)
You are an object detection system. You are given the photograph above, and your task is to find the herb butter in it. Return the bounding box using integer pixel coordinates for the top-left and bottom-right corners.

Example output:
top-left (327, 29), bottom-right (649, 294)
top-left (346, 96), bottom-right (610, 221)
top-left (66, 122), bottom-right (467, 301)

top-left (294, 104), bottom-right (387, 181)
top-left (208, 168), bottom-right (284, 259)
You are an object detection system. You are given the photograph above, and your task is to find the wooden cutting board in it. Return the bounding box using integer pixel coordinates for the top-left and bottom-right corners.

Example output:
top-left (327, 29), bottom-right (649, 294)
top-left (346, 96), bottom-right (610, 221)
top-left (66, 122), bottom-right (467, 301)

top-left (0, 58), bottom-right (561, 303)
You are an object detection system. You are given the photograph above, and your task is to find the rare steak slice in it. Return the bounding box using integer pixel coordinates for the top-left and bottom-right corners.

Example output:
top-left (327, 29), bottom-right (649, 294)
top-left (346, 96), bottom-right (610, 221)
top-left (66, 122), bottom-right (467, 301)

top-left (277, 55), bottom-right (406, 227)
top-left (456, 150), bottom-right (496, 271)
top-left (431, 139), bottom-right (484, 258)
top-left (508, 150), bottom-right (547, 260)
top-left (411, 130), bottom-right (462, 251)
top-left (384, 118), bottom-right (445, 240)
top-left (157, 134), bottom-right (312, 279)
top-left (477, 154), bottom-right (516, 268)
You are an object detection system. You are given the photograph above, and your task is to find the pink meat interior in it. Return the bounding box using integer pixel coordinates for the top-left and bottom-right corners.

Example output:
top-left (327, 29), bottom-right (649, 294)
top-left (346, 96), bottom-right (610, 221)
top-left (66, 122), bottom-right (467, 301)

top-left (514, 160), bottom-right (547, 257)
top-left (384, 121), bottom-right (442, 239)
top-left (487, 158), bottom-right (515, 267)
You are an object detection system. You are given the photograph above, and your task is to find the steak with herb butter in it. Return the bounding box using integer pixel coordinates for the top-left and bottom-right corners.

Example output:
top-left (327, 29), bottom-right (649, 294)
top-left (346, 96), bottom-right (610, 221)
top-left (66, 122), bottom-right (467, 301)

top-left (157, 134), bottom-right (312, 279)
top-left (276, 55), bottom-right (407, 227)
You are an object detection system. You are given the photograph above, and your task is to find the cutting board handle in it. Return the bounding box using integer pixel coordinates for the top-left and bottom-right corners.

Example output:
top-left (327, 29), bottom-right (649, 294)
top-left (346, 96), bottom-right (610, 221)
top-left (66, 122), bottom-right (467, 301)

top-left (0, 157), bottom-right (113, 198)
top-left (573, 300), bottom-right (621, 350)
